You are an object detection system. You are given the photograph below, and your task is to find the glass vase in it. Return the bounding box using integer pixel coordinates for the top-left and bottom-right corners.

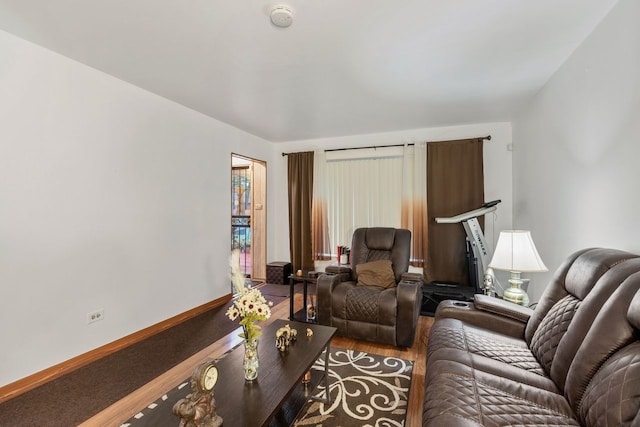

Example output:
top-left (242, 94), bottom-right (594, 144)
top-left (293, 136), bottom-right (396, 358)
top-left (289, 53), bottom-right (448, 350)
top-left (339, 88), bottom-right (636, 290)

top-left (243, 338), bottom-right (259, 381)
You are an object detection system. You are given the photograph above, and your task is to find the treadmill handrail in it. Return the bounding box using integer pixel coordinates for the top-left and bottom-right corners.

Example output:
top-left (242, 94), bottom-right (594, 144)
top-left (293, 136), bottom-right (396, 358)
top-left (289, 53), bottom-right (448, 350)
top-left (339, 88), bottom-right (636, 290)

top-left (435, 205), bottom-right (497, 224)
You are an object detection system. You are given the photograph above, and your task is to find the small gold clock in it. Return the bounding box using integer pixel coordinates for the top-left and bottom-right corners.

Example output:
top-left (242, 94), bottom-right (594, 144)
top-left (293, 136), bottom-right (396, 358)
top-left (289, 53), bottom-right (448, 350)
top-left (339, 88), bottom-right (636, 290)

top-left (193, 360), bottom-right (219, 392)
top-left (174, 360), bottom-right (223, 426)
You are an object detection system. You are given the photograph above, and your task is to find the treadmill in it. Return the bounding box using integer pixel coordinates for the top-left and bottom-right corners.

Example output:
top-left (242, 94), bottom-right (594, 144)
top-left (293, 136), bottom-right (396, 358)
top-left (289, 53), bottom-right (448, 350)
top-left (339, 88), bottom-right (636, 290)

top-left (421, 200), bottom-right (501, 316)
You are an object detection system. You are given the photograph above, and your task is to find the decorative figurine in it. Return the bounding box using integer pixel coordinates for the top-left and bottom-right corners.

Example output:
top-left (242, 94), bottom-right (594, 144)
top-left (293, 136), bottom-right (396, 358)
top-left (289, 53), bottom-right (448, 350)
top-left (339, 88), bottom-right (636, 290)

top-left (483, 271), bottom-right (496, 296)
top-left (306, 328), bottom-right (313, 338)
top-left (173, 360), bottom-right (223, 427)
top-left (306, 303), bottom-right (316, 321)
top-left (275, 324), bottom-right (297, 351)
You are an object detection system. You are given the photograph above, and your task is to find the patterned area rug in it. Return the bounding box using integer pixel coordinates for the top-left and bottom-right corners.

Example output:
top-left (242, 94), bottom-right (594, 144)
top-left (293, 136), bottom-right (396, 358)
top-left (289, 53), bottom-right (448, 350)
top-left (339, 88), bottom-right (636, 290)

top-left (294, 349), bottom-right (413, 426)
top-left (121, 347), bottom-right (412, 427)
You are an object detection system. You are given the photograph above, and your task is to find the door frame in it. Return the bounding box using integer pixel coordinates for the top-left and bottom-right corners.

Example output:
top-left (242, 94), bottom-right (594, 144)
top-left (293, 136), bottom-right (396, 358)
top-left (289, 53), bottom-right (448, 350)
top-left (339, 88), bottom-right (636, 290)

top-left (231, 153), bottom-right (267, 282)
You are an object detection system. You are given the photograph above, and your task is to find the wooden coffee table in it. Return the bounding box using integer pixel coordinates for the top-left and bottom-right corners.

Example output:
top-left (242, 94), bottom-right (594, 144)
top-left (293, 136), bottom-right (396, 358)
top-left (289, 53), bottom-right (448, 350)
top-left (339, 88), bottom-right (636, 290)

top-left (213, 319), bottom-right (336, 427)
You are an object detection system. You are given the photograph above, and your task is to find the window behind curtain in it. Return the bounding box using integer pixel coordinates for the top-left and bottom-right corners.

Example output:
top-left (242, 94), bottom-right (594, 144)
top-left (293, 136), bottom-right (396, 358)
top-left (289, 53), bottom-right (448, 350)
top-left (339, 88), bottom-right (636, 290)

top-left (324, 150), bottom-right (403, 253)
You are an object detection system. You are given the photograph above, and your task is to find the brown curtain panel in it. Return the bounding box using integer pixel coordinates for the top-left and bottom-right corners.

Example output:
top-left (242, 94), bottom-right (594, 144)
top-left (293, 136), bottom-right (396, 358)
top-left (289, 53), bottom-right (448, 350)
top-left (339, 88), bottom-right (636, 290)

top-left (426, 138), bottom-right (484, 286)
top-left (287, 152), bottom-right (315, 271)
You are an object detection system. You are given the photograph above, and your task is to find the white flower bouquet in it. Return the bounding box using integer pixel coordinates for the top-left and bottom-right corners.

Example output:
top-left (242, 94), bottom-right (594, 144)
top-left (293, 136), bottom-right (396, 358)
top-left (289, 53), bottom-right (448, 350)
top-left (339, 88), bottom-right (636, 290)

top-left (226, 250), bottom-right (272, 341)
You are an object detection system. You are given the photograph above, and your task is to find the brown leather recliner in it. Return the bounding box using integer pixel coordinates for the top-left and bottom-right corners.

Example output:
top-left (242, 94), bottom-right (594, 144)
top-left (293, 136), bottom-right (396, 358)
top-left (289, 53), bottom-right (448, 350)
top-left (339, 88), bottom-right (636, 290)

top-left (317, 227), bottom-right (422, 347)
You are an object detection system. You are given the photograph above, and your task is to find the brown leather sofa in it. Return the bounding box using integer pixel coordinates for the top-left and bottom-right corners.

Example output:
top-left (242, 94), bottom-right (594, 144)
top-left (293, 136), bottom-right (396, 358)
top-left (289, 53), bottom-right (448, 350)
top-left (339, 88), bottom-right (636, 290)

top-left (317, 227), bottom-right (422, 347)
top-left (423, 248), bottom-right (640, 426)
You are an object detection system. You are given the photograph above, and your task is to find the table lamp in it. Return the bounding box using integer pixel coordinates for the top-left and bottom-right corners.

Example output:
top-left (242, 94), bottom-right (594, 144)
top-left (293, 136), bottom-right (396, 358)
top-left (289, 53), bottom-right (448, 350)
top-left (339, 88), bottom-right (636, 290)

top-left (488, 230), bottom-right (547, 306)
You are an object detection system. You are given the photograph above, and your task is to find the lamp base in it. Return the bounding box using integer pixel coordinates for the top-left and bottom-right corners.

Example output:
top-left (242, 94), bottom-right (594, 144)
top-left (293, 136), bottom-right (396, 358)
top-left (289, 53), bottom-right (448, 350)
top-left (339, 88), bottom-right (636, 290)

top-left (503, 283), bottom-right (529, 306)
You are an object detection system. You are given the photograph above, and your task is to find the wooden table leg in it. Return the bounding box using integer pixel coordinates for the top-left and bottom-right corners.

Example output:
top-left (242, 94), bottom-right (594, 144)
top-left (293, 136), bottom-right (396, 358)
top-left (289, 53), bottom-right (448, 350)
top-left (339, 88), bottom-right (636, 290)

top-left (289, 277), bottom-right (294, 320)
top-left (311, 342), bottom-right (332, 403)
top-left (303, 278), bottom-right (308, 320)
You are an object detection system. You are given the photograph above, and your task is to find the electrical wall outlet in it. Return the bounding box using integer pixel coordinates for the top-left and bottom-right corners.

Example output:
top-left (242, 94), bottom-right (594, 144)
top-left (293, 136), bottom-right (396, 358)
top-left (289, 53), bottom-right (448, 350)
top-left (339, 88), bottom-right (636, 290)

top-left (87, 309), bottom-right (105, 324)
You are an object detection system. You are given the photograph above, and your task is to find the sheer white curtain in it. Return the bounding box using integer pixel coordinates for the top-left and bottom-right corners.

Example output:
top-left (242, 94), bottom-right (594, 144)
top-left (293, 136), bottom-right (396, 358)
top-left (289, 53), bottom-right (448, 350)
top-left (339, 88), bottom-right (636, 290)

top-left (402, 143), bottom-right (427, 266)
top-left (315, 145), bottom-right (426, 261)
top-left (324, 147), bottom-right (403, 254)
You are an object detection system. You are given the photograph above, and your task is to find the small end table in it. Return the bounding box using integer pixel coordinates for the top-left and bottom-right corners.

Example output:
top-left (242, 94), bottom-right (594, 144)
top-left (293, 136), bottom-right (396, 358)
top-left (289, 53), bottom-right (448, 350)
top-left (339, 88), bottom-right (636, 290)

top-left (289, 272), bottom-right (318, 323)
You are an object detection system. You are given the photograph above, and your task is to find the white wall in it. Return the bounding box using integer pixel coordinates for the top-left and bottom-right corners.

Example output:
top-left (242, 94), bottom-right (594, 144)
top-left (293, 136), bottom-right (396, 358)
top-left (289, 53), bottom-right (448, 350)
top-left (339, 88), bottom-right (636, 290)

top-left (271, 123), bottom-right (514, 270)
top-left (0, 30), bottom-right (277, 386)
top-left (512, 0), bottom-right (640, 302)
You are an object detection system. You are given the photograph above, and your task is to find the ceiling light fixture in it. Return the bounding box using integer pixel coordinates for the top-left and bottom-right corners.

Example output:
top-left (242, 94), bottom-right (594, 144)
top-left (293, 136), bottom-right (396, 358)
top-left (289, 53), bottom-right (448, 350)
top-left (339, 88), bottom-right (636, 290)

top-left (270, 5), bottom-right (293, 28)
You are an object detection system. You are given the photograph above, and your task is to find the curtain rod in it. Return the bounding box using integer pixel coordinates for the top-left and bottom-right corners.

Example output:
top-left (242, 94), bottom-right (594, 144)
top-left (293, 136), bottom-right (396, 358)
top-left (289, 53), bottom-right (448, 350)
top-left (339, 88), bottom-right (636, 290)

top-left (281, 135), bottom-right (491, 156)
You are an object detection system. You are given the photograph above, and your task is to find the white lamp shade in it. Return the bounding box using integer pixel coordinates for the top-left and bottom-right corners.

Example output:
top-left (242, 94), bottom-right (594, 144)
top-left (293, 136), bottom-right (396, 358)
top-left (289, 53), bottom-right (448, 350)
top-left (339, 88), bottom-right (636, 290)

top-left (489, 230), bottom-right (548, 273)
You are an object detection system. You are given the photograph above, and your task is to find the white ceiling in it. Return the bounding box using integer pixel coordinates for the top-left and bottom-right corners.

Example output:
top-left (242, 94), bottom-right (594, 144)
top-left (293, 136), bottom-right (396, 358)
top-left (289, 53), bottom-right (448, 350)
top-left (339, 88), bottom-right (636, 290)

top-left (0, 1), bottom-right (618, 142)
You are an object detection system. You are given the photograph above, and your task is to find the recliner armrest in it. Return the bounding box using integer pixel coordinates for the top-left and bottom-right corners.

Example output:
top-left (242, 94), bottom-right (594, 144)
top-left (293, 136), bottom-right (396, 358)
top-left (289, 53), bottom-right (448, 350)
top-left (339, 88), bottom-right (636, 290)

top-left (317, 272), bottom-right (351, 326)
top-left (396, 280), bottom-right (422, 347)
top-left (325, 264), bottom-right (352, 275)
top-left (473, 294), bottom-right (533, 323)
top-left (324, 264), bottom-right (353, 284)
top-left (400, 272), bottom-right (424, 283)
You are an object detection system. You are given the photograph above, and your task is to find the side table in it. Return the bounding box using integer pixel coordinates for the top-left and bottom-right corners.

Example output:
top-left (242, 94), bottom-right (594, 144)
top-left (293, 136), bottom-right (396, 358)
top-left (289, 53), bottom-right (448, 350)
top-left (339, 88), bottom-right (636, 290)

top-left (289, 273), bottom-right (318, 323)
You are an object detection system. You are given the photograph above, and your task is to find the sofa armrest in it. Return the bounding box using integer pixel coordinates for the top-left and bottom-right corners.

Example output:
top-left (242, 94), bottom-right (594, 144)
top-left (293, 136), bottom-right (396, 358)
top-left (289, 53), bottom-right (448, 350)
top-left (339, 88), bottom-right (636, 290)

top-left (473, 294), bottom-right (533, 323)
top-left (435, 297), bottom-right (530, 338)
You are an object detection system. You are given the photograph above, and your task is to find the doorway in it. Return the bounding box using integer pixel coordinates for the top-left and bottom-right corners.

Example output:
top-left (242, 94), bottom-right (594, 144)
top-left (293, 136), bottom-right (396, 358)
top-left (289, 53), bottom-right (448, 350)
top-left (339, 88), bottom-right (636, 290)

top-left (231, 154), bottom-right (267, 282)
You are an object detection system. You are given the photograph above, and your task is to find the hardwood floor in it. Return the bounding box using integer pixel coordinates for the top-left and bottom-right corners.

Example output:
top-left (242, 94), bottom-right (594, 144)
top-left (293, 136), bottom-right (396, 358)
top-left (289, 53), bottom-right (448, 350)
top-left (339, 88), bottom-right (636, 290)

top-left (82, 294), bottom-right (433, 426)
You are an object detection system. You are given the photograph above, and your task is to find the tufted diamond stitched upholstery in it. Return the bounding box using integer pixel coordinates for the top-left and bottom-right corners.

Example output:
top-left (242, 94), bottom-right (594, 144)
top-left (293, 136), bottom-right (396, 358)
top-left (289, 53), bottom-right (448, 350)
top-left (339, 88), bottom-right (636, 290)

top-left (465, 331), bottom-right (545, 375)
top-left (363, 249), bottom-right (391, 263)
top-left (427, 320), bottom-right (546, 376)
top-left (317, 227), bottom-right (421, 347)
top-left (424, 370), bottom-right (581, 426)
top-left (579, 343), bottom-right (640, 426)
top-left (529, 294), bottom-right (581, 373)
top-left (426, 325), bottom-right (467, 356)
top-left (345, 286), bottom-right (381, 323)
top-left (423, 248), bottom-right (640, 426)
